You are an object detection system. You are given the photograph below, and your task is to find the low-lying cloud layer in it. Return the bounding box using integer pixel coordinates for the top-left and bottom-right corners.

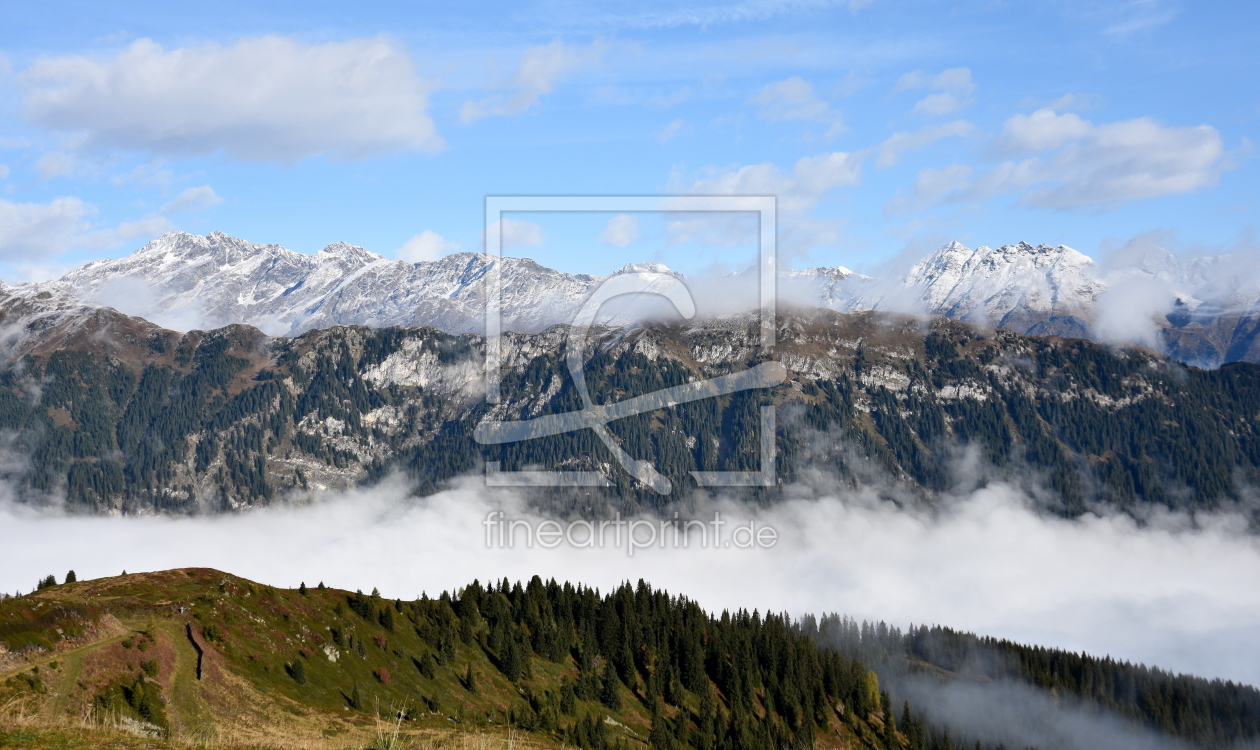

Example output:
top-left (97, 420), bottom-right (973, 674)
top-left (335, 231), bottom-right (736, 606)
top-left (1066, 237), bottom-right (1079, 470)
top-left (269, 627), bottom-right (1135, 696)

top-left (3, 472), bottom-right (1257, 690)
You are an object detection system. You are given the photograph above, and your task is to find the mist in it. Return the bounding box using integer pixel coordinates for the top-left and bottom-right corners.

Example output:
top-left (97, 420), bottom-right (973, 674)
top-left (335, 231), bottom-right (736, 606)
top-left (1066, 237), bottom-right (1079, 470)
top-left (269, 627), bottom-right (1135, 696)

top-left (2, 471), bottom-right (1258, 692)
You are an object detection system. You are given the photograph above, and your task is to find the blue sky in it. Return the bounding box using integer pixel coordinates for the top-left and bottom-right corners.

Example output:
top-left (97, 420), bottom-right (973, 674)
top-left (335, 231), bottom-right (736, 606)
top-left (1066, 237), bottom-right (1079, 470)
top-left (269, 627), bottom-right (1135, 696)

top-left (0, 0), bottom-right (1255, 279)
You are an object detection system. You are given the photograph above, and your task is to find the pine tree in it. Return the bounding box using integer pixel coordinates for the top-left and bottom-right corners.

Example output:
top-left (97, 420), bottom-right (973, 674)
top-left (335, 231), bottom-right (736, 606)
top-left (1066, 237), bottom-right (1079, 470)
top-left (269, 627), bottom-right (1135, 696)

top-left (286, 658), bottom-right (307, 685)
top-left (463, 664), bottom-right (477, 693)
top-left (500, 634), bottom-right (522, 681)
top-left (299, 581), bottom-right (307, 595)
top-left (65, 570), bottom-right (77, 584)
top-left (599, 663), bottom-right (622, 710)
top-left (649, 710), bottom-right (675, 749)
top-left (696, 688), bottom-right (716, 750)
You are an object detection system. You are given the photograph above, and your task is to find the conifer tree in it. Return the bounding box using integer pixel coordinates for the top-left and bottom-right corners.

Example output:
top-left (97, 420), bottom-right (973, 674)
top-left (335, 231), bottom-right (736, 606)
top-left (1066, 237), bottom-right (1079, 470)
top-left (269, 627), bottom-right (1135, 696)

top-left (599, 663), bottom-right (622, 710)
top-left (299, 581), bottom-right (307, 595)
top-left (500, 634), bottom-right (522, 681)
top-left (65, 570), bottom-right (76, 584)
top-left (286, 658), bottom-right (307, 685)
top-left (697, 688), bottom-right (716, 750)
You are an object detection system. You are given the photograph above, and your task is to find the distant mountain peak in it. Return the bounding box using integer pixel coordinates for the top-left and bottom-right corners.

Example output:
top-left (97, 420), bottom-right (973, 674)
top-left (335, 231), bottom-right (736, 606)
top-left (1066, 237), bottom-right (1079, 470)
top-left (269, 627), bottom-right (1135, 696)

top-left (7, 233), bottom-right (1260, 368)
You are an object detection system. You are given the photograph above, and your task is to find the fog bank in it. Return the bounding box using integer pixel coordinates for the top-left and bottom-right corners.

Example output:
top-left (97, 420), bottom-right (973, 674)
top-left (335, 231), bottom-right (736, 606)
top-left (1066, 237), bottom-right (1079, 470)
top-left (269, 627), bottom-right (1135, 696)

top-left (1, 474), bottom-right (1258, 688)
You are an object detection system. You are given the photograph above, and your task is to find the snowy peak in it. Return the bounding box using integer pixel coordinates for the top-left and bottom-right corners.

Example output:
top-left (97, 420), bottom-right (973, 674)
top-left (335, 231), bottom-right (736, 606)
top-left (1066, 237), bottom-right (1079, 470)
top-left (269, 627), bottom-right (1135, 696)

top-left (900, 240), bottom-right (1104, 326)
top-left (616, 261), bottom-right (677, 276)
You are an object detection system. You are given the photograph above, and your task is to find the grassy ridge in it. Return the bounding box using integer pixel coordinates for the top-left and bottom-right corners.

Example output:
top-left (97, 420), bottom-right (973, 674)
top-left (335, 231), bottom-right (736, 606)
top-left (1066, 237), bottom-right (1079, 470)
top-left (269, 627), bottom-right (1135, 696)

top-left (1, 568), bottom-right (930, 750)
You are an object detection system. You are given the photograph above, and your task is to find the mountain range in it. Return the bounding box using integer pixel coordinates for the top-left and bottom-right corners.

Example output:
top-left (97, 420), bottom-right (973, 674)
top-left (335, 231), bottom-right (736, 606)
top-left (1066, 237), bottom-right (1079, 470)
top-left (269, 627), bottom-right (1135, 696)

top-left (6, 231), bottom-right (1260, 367)
top-left (2, 283), bottom-right (1258, 518)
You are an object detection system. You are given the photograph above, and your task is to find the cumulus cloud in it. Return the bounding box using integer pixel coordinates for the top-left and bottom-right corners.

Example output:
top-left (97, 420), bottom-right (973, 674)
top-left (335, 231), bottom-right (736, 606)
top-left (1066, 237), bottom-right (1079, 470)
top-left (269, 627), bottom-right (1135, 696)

top-left (1023, 117), bottom-right (1231, 208)
top-left (750, 76), bottom-right (845, 138)
top-left (895, 67), bottom-right (976, 116)
top-left (35, 151), bottom-right (78, 179)
top-left (993, 108), bottom-right (1093, 156)
top-left (876, 120), bottom-right (974, 168)
top-left (0, 196), bottom-right (171, 262)
top-left (908, 108), bottom-right (1236, 210)
top-left (160, 185), bottom-right (221, 214)
top-left (77, 216), bottom-right (172, 251)
top-left (599, 214), bottom-right (640, 247)
top-left (681, 151), bottom-right (862, 215)
top-left (668, 151), bottom-right (862, 256)
top-left (397, 230), bottom-right (461, 263)
top-left (0, 196), bottom-right (93, 259)
top-left (19, 36), bottom-right (444, 161)
top-left (485, 218), bottom-right (545, 251)
top-left (1, 473), bottom-right (1257, 690)
top-left (460, 40), bottom-right (605, 123)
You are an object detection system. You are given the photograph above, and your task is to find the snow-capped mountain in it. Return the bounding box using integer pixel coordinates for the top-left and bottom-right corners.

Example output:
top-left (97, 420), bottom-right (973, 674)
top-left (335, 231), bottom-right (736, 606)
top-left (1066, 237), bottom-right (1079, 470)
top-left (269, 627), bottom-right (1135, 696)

top-left (857, 240), bottom-right (1106, 338)
top-left (37, 231), bottom-right (605, 336)
top-left (8, 231), bottom-right (1260, 367)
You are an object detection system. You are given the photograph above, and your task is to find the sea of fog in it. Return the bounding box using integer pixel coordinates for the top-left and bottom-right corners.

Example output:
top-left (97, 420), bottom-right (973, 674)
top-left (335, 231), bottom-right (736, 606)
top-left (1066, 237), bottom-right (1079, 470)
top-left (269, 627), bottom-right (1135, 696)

top-left (2, 472), bottom-right (1258, 690)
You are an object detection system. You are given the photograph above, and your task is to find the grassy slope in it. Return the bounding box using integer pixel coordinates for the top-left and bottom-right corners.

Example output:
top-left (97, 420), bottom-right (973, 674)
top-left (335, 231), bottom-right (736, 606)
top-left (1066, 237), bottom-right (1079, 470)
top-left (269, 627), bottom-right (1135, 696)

top-left (0, 569), bottom-right (881, 750)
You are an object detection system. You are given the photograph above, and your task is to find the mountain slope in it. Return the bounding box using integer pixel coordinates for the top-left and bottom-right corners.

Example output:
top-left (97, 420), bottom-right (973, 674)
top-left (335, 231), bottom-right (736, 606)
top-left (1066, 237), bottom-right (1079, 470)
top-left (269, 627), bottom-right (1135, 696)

top-left (2, 303), bottom-right (1258, 517)
top-left (3, 568), bottom-right (1256, 750)
top-left (1, 568), bottom-right (921, 750)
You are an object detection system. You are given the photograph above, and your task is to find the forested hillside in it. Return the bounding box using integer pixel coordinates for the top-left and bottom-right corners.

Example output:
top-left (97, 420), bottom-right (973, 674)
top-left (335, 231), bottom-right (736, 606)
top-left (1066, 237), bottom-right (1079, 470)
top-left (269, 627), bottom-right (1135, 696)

top-left (2, 568), bottom-right (970, 749)
top-left (3, 308), bottom-right (1260, 516)
top-left (809, 616), bottom-right (1260, 748)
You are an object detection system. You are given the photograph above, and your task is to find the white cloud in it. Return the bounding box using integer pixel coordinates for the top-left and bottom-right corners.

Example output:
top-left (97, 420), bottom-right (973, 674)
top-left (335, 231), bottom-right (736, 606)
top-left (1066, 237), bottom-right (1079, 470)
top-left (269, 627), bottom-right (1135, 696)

top-left (683, 151), bottom-right (862, 215)
top-left (910, 109), bottom-right (1235, 210)
top-left (751, 76), bottom-right (845, 138)
top-left (161, 185), bottom-right (221, 214)
top-left (19, 36), bottom-right (443, 162)
top-left (876, 120), bottom-right (974, 168)
top-left (1025, 118), bottom-right (1229, 208)
top-left (914, 163), bottom-right (975, 199)
top-left (1101, 0), bottom-right (1178, 36)
top-left (658, 119), bottom-right (684, 142)
top-left (35, 151), bottom-right (77, 179)
top-left (1, 473), bottom-right (1258, 689)
top-left (896, 67), bottom-right (976, 117)
top-left (993, 108), bottom-right (1092, 155)
top-left (485, 218), bottom-right (545, 251)
top-left (912, 92), bottom-right (964, 116)
top-left (670, 151), bottom-right (862, 255)
top-left (77, 216), bottom-right (172, 251)
top-left (0, 165), bottom-right (9, 180)
top-left (111, 162), bottom-right (174, 187)
top-left (0, 196), bottom-right (171, 261)
top-left (0, 196), bottom-right (92, 259)
top-left (397, 230), bottom-right (461, 263)
top-left (460, 40), bottom-right (605, 124)
top-left (895, 67), bottom-right (975, 95)
top-left (599, 214), bottom-right (640, 247)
